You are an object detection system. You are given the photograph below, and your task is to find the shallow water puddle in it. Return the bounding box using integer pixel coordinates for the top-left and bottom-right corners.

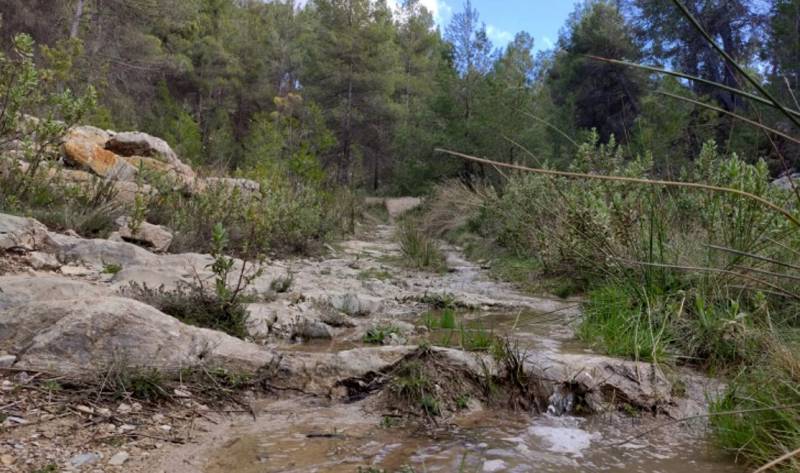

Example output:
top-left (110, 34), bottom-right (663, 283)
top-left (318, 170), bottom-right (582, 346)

top-left (203, 402), bottom-right (741, 473)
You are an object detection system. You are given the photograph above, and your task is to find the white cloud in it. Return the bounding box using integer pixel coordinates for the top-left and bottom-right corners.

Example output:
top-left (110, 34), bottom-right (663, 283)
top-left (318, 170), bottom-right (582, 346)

top-left (387, 0), bottom-right (452, 23)
top-left (486, 24), bottom-right (513, 45)
top-left (541, 35), bottom-right (554, 49)
top-left (422, 0), bottom-right (452, 23)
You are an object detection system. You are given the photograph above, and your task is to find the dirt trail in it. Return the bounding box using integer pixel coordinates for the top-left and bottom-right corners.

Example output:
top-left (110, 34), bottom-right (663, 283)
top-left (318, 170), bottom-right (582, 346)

top-left (132, 221), bottom-right (740, 473)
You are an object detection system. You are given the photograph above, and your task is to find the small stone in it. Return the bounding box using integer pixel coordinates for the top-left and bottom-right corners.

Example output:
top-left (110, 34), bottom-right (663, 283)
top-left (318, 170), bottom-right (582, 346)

top-left (118, 424), bottom-right (136, 433)
top-left (117, 403), bottom-right (131, 414)
top-left (0, 354), bottom-right (16, 368)
top-left (482, 460), bottom-right (507, 472)
top-left (76, 405), bottom-right (94, 415)
top-left (152, 413), bottom-right (165, 422)
top-left (173, 388), bottom-right (191, 398)
top-left (108, 451), bottom-right (129, 466)
top-left (97, 407), bottom-right (112, 417)
top-left (0, 454), bottom-right (15, 466)
top-left (131, 402), bottom-right (142, 412)
top-left (69, 452), bottom-right (101, 468)
top-left (158, 424), bottom-right (172, 432)
top-left (24, 251), bottom-right (60, 271)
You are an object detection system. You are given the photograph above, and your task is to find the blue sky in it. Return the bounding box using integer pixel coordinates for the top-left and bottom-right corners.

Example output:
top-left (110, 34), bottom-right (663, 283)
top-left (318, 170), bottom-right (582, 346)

top-left (423, 0), bottom-right (577, 52)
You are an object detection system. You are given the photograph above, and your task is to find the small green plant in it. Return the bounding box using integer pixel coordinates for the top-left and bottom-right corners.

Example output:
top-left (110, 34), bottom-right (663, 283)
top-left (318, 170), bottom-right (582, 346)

top-left (31, 465), bottom-right (58, 473)
top-left (102, 262), bottom-right (123, 275)
top-left (105, 365), bottom-right (169, 402)
top-left (270, 272), bottom-right (294, 293)
top-left (41, 379), bottom-right (62, 392)
top-left (455, 394), bottom-right (470, 409)
top-left (423, 308), bottom-right (458, 330)
top-left (357, 268), bottom-right (393, 281)
top-left (363, 325), bottom-right (401, 344)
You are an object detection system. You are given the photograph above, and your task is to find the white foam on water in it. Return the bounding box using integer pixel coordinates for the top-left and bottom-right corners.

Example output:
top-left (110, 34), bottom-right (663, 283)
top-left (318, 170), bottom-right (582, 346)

top-left (528, 420), bottom-right (597, 457)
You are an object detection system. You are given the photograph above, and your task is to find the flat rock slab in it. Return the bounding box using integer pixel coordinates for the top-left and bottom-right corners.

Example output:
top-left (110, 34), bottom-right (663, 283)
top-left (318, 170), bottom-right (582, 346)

top-left (0, 275), bottom-right (108, 311)
top-left (0, 297), bottom-right (275, 375)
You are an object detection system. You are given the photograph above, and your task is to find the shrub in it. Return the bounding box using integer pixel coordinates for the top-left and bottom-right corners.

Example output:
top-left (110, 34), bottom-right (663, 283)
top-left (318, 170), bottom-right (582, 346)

top-left (124, 224), bottom-right (261, 338)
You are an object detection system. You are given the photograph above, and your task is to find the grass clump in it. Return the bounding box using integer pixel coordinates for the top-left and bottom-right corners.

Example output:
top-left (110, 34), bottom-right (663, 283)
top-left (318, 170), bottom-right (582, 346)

top-left (710, 341), bottom-right (800, 470)
top-left (396, 220), bottom-right (447, 272)
top-left (269, 272), bottom-right (294, 293)
top-left (578, 284), bottom-right (671, 363)
top-left (390, 360), bottom-right (441, 416)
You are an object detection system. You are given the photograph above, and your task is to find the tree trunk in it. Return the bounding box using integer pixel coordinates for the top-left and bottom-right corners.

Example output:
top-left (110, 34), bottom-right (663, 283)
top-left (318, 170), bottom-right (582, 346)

top-left (70, 0), bottom-right (85, 39)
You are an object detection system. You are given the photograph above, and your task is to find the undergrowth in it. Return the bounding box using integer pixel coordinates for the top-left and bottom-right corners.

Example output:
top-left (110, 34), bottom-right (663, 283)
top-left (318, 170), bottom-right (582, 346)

top-left (419, 133), bottom-right (800, 468)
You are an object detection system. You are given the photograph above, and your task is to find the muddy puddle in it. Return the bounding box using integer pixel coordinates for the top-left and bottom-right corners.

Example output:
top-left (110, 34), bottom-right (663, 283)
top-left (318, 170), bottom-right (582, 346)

top-left (199, 308), bottom-right (742, 473)
top-left (203, 400), bottom-right (740, 473)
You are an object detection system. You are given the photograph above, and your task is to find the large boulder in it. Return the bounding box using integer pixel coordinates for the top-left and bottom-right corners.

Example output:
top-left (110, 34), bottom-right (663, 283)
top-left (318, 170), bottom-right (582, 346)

top-left (113, 216), bottom-right (173, 253)
top-left (62, 126), bottom-right (137, 181)
top-left (105, 132), bottom-right (195, 181)
top-left (0, 276), bottom-right (108, 311)
top-left (773, 173), bottom-right (800, 191)
top-left (525, 351), bottom-right (673, 414)
top-left (50, 232), bottom-right (160, 268)
top-left (0, 214), bottom-right (51, 252)
top-left (0, 297), bottom-right (275, 375)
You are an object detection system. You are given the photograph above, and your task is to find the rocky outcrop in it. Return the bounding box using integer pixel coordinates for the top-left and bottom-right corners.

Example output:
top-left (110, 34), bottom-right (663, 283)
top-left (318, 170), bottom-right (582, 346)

top-left (0, 214), bottom-right (51, 252)
top-left (50, 232), bottom-right (160, 268)
top-left (526, 351), bottom-right (673, 414)
top-left (112, 216), bottom-right (173, 253)
top-left (0, 297), bottom-right (276, 375)
top-left (773, 173), bottom-right (800, 191)
top-left (105, 132), bottom-right (195, 182)
top-left (0, 276), bottom-right (108, 311)
top-left (62, 126), bottom-right (137, 181)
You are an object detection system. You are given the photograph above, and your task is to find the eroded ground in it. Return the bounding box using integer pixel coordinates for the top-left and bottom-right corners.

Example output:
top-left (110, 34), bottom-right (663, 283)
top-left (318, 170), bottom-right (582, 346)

top-left (0, 218), bottom-right (740, 472)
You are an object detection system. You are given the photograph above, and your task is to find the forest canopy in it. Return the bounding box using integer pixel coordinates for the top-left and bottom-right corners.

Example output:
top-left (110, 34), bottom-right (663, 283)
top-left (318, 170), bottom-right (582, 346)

top-left (1, 0), bottom-right (798, 193)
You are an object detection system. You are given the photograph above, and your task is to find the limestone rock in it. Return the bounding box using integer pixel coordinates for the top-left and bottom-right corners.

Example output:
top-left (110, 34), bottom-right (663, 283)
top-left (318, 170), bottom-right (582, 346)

top-left (0, 213), bottom-right (51, 252)
top-left (114, 216), bottom-right (173, 253)
top-left (328, 293), bottom-right (383, 317)
top-left (295, 318), bottom-right (333, 339)
top-left (22, 251), bottom-right (60, 270)
top-left (50, 232), bottom-right (160, 267)
top-left (0, 297), bottom-right (276, 375)
top-left (525, 352), bottom-right (673, 413)
top-left (62, 126), bottom-right (137, 181)
top-left (773, 173), bottom-right (800, 190)
top-left (0, 275), bottom-right (108, 311)
top-left (106, 132), bottom-right (195, 180)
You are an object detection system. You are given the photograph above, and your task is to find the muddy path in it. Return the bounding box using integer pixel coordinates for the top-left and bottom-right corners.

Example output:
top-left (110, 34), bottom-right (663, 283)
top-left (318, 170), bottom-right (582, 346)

top-left (134, 222), bottom-right (741, 473)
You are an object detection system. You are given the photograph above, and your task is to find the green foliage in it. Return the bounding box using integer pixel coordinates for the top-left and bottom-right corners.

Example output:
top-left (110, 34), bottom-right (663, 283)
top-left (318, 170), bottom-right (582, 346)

top-left (124, 224), bottom-right (261, 339)
top-left (711, 342), bottom-right (800, 470)
top-left (107, 366), bottom-right (170, 402)
top-left (363, 325), bottom-right (401, 345)
top-left (125, 281), bottom-right (251, 339)
top-left (102, 263), bottom-right (123, 275)
top-left (578, 284), bottom-right (671, 363)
